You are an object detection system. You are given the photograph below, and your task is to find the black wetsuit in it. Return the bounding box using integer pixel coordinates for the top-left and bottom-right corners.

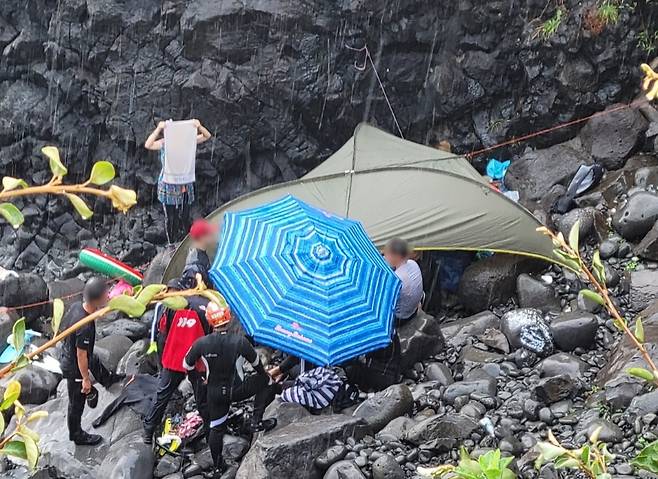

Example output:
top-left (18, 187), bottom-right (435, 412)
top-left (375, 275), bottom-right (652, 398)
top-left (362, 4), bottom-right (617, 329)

top-left (345, 332), bottom-right (401, 391)
top-left (184, 332), bottom-right (275, 468)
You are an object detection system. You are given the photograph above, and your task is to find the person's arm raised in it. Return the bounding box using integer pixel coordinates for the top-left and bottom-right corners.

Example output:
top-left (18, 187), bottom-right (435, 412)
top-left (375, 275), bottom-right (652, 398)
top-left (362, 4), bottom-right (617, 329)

top-left (193, 119), bottom-right (212, 144)
top-left (145, 121), bottom-right (166, 150)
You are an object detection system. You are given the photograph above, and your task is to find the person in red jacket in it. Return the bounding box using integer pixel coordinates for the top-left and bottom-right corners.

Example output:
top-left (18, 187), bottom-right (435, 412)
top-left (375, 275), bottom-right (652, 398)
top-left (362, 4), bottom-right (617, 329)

top-left (143, 277), bottom-right (213, 444)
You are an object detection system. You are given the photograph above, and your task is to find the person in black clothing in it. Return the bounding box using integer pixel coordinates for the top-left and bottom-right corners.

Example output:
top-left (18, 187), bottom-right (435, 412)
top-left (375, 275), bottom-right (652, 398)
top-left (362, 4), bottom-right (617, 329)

top-left (184, 311), bottom-right (277, 476)
top-left (61, 277), bottom-right (115, 446)
top-left (143, 279), bottom-right (212, 445)
top-left (344, 331), bottom-right (401, 392)
top-left (183, 219), bottom-right (217, 286)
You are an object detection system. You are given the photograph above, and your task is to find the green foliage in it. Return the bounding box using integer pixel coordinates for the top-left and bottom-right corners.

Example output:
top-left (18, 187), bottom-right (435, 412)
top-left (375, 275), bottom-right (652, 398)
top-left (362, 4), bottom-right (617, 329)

top-left (88, 161), bottom-right (116, 186)
top-left (628, 367), bottom-right (655, 381)
top-left (592, 251), bottom-right (606, 284)
top-left (10, 318), bottom-right (25, 356)
top-left (535, 428), bottom-right (613, 478)
top-left (161, 296), bottom-right (189, 310)
top-left (41, 146), bottom-right (68, 178)
top-left (1, 177), bottom-right (28, 192)
top-left (638, 30), bottom-right (658, 55)
top-left (598, 0), bottom-right (620, 25)
top-left (65, 193), bottom-right (93, 220)
top-left (108, 294), bottom-right (147, 318)
top-left (0, 203), bottom-right (24, 229)
top-left (633, 439), bottom-right (658, 473)
top-left (579, 289), bottom-right (605, 306)
top-left (417, 448), bottom-right (516, 478)
top-left (136, 284), bottom-right (167, 306)
top-left (539, 7), bottom-right (565, 39)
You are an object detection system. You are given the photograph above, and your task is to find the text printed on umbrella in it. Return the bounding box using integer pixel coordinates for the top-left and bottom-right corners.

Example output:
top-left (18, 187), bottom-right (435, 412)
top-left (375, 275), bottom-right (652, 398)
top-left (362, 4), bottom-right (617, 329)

top-left (274, 324), bottom-right (314, 344)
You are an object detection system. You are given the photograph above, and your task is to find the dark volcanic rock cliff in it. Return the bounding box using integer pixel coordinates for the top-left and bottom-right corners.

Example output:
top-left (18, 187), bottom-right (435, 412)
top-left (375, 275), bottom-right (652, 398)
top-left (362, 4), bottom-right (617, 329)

top-left (0, 0), bottom-right (653, 273)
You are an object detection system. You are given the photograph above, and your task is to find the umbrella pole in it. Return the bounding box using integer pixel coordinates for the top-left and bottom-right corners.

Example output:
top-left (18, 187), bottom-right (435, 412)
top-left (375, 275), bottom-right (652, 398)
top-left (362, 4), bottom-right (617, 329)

top-left (300, 359), bottom-right (306, 374)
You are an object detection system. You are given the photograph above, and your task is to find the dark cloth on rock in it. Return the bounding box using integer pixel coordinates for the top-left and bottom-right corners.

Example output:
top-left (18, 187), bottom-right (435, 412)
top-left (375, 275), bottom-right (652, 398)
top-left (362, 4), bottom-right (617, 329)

top-left (93, 374), bottom-right (159, 427)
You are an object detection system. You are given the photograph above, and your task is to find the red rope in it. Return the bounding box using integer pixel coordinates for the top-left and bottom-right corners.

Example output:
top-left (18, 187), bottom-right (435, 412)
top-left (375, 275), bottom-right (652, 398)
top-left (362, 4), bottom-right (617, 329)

top-left (465, 98), bottom-right (649, 159)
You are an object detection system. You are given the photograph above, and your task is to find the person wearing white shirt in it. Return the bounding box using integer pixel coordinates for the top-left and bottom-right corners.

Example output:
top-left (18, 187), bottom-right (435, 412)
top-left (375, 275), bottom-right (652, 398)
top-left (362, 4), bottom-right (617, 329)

top-left (384, 238), bottom-right (424, 321)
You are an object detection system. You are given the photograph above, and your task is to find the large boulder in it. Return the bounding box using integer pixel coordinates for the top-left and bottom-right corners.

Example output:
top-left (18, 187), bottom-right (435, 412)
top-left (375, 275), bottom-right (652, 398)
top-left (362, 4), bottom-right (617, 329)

top-left (236, 415), bottom-right (369, 479)
top-left (47, 278), bottom-right (85, 309)
top-left (95, 335), bottom-right (134, 373)
top-left (635, 220), bottom-right (658, 261)
top-left (0, 272), bottom-right (48, 321)
top-left (442, 378), bottom-right (496, 404)
top-left (398, 312), bottom-right (445, 370)
top-left (371, 454), bottom-right (405, 479)
top-left (458, 255), bottom-right (543, 313)
top-left (97, 431), bottom-right (154, 479)
top-left (0, 308), bottom-right (19, 347)
top-left (405, 413), bottom-right (478, 450)
top-left (440, 311), bottom-right (499, 349)
top-left (505, 139), bottom-right (591, 202)
top-left (323, 460), bottom-right (366, 479)
top-left (99, 318), bottom-right (150, 341)
top-left (538, 353), bottom-right (588, 379)
top-left (500, 308), bottom-right (553, 356)
top-left (534, 374), bottom-right (582, 404)
top-left (579, 103), bottom-right (648, 170)
top-left (550, 311), bottom-right (598, 351)
top-left (612, 192), bottom-right (658, 241)
top-left (143, 246), bottom-right (177, 286)
top-left (1, 366), bottom-right (60, 405)
top-left (352, 384), bottom-right (413, 432)
top-left (117, 339), bottom-right (159, 376)
top-left (516, 274), bottom-right (560, 312)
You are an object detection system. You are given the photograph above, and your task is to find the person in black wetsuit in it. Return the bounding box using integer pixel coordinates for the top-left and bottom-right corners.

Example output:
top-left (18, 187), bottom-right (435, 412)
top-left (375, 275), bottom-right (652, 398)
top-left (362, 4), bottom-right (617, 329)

top-left (60, 277), bottom-right (118, 445)
top-left (184, 309), bottom-right (277, 476)
top-left (344, 331), bottom-right (401, 392)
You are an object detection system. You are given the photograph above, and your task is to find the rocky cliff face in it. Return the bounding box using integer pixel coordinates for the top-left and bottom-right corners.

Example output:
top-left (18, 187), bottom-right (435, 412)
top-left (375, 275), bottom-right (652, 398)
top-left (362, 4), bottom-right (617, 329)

top-left (0, 0), bottom-right (653, 273)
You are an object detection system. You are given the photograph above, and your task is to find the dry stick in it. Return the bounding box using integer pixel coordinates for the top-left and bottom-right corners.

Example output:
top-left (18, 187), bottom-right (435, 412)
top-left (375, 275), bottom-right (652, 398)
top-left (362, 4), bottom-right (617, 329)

top-left (0, 289), bottom-right (201, 379)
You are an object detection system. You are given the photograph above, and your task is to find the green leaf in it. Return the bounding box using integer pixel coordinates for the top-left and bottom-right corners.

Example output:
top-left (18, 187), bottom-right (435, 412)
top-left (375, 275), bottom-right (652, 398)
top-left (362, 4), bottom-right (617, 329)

top-left (108, 295), bottom-right (146, 318)
top-left (2, 177), bottom-right (28, 192)
top-left (579, 289), bottom-right (605, 306)
top-left (52, 298), bottom-right (64, 336)
top-left (1, 380), bottom-right (21, 410)
top-left (42, 146), bottom-right (67, 178)
top-left (136, 284), bottom-right (166, 306)
top-left (161, 296), bottom-right (188, 311)
top-left (636, 317), bottom-right (645, 343)
top-left (553, 249), bottom-right (582, 272)
top-left (11, 354), bottom-right (30, 373)
top-left (628, 367), bottom-right (656, 382)
top-left (21, 433), bottom-right (38, 469)
top-left (535, 442), bottom-right (565, 461)
top-left (199, 290), bottom-right (228, 308)
top-left (592, 250), bottom-right (606, 284)
top-left (0, 202), bottom-right (24, 229)
top-left (11, 318), bottom-right (25, 355)
top-left (0, 407), bottom-right (4, 435)
top-left (88, 161), bottom-right (116, 185)
top-left (27, 410), bottom-right (48, 423)
top-left (580, 444), bottom-right (591, 464)
top-left (65, 193), bottom-right (93, 220)
top-left (569, 220), bottom-right (580, 252)
top-left (632, 439), bottom-right (658, 473)
top-left (0, 440), bottom-right (27, 461)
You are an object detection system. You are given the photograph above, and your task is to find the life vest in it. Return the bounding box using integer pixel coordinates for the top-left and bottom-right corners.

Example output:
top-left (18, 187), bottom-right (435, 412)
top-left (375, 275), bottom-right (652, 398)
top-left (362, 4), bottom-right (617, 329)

top-left (160, 308), bottom-right (206, 372)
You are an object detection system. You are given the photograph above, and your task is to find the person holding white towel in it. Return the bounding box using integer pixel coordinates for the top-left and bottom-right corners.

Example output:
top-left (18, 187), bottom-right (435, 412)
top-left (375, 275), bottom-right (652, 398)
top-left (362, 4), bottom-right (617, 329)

top-left (145, 119), bottom-right (212, 244)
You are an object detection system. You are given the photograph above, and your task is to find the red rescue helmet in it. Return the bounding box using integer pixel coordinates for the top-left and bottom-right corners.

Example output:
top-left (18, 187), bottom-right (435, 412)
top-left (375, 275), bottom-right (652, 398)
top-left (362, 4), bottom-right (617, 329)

top-left (206, 301), bottom-right (231, 328)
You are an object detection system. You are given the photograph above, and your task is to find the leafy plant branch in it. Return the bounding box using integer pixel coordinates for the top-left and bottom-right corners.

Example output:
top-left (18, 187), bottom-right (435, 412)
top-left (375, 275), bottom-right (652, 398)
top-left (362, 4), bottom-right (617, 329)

top-left (537, 222), bottom-right (658, 387)
top-left (0, 146), bottom-right (137, 228)
top-left (0, 276), bottom-right (227, 380)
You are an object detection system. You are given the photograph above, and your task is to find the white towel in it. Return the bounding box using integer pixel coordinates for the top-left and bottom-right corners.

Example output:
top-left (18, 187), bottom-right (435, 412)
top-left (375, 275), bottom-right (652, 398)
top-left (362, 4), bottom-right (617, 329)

top-left (163, 120), bottom-right (197, 184)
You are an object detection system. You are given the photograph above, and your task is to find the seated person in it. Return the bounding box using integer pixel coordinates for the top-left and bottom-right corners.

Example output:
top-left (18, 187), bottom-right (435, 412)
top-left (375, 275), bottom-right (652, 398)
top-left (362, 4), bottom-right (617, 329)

top-left (344, 331), bottom-right (401, 392)
top-left (183, 219), bottom-right (217, 286)
top-left (384, 238), bottom-right (424, 321)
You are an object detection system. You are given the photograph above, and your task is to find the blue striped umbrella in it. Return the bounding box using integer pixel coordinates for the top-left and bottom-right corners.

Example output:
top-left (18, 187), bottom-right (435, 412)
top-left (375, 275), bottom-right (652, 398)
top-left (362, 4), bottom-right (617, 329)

top-left (209, 195), bottom-right (401, 366)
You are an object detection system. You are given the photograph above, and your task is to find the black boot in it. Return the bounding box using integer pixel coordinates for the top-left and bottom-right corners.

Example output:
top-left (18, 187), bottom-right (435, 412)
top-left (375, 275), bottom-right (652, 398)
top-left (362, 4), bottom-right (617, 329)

top-left (142, 426), bottom-right (154, 445)
top-left (72, 430), bottom-right (102, 446)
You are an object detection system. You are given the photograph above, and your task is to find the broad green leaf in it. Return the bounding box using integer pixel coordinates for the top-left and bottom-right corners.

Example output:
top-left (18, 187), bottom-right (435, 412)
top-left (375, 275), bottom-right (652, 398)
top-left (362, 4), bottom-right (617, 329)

top-left (568, 220), bottom-right (580, 252)
top-left (108, 295), bottom-right (146, 318)
top-left (136, 284), bottom-right (166, 306)
top-left (161, 296), bottom-right (188, 310)
top-left (554, 456), bottom-right (580, 469)
top-left (18, 425), bottom-right (40, 442)
top-left (632, 439), bottom-right (658, 473)
top-left (146, 341), bottom-right (158, 355)
top-left (42, 146), bottom-right (67, 178)
top-left (108, 185), bottom-right (137, 213)
top-left (21, 433), bottom-right (38, 469)
top-left (589, 426), bottom-right (602, 444)
top-left (553, 249), bottom-right (582, 272)
top-left (11, 318), bottom-right (25, 355)
top-left (0, 440), bottom-right (27, 460)
top-left (501, 470), bottom-right (516, 479)
top-left (52, 298), bottom-right (64, 336)
top-left (13, 400), bottom-right (25, 420)
top-left (579, 289), bottom-right (605, 306)
top-left (0, 202), bottom-right (24, 229)
top-left (0, 408), bottom-right (4, 435)
top-left (636, 318), bottom-right (645, 343)
top-left (592, 250), bottom-right (606, 284)
top-left (65, 193), bottom-right (93, 220)
top-left (2, 177), bottom-right (28, 192)
top-left (199, 290), bottom-right (228, 308)
top-left (580, 444), bottom-right (591, 464)
top-left (628, 367), bottom-right (655, 382)
top-left (88, 161), bottom-right (115, 185)
top-left (1, 380), bottom-right (21, 410)
top-left (535, 442), bottom-right (565, 461)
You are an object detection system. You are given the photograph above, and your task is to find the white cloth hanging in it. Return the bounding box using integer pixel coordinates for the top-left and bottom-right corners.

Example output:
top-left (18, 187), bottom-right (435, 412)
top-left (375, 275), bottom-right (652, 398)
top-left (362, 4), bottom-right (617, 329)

top-left (163, 120), bottom-right (197, 184)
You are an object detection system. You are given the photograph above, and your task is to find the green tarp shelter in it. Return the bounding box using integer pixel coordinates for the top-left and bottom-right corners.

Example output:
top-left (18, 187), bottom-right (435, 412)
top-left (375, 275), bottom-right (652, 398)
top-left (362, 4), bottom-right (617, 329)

top-left (164, 123), bottom-right (557, 281)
